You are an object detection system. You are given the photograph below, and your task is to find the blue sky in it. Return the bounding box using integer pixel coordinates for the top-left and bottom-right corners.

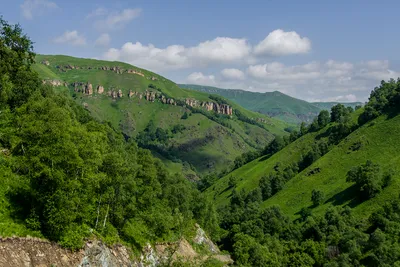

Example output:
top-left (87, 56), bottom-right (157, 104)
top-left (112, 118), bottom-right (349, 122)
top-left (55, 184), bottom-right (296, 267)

top-left (1, 0), bottom-right (400, 102)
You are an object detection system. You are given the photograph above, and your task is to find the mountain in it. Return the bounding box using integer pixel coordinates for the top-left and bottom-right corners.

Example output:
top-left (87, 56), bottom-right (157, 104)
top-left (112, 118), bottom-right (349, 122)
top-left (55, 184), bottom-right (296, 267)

top-left (179, 84), bottom-right (362, 124)
top-left (34, 55), bottom-right (289, 179)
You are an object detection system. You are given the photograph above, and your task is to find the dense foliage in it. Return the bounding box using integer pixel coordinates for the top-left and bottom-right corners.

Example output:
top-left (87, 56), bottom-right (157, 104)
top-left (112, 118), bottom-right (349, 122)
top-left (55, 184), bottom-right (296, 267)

top-left (0, 18), bottom-right (217, 251)
top-left (358, 79), bottom-right (400, 125)
top-left (218, 190), bottom-right (400, 266)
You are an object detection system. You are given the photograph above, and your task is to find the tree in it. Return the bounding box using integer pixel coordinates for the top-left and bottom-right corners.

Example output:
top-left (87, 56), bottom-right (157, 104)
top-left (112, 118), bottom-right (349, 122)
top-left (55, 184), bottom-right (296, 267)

top-left (330, 104), bottom-right (349, 123)
top-left (263, 135), bottom-right (286, 155)
top-left (0, 16), bottom-right (40, 109)
top-left (259, 175), bottom-right (272, 200)
top-left (346, 160), bottom-right (382, 200)
top-left (300, 122), bottom-right (308, 135)
top-left (228, 176), bottom-right (237, 188)
top-left (317, 110), bottom-right (330, 128)
top-left (311, 190), bottom-right (324, 206)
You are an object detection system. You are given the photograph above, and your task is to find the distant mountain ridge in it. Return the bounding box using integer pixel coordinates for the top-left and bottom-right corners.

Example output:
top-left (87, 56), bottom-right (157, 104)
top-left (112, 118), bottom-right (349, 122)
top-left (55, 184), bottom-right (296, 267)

top-left (179, 84), bottom-right (362, 124)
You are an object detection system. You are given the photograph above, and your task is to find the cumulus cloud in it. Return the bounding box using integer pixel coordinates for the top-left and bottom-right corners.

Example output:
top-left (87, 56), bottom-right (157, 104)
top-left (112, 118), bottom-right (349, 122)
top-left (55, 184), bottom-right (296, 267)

top-left (187, 38), bottom-right (251, 63)
top-left (186, 72), bottom-right (216, 86)
top-left (242, 60), bottom-right (400, 101)
top-left (103, 37), bottom-right (251, 72)
top-left (221, 68), bottom-right (245, 80)
top-left (101, 29), bottom-right (311, 71)
top-left (90, 8), bottom-right (142, 31)
top-left (53, 30), bottom-right (86, 46)
top-left (254, 29), bottom-right (311, 56)
top-left (20, 0), bottom-right (58, 20)
top-left (95, 33), bottom-right (111, 47)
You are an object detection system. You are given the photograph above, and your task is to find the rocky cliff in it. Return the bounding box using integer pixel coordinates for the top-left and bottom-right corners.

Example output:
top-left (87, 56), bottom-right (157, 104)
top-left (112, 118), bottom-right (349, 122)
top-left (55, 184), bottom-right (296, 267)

top-left (0, 225), bottom-right (232, 267)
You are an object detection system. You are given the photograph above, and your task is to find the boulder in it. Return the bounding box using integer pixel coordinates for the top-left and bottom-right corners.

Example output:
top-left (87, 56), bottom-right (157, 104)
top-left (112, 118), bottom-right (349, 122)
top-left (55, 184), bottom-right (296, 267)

top-left (85, 83), bottom-right (93, 95)
top-left (97, 85), bottom-right (104, 94)
top-left (117, 89), bottom-right (123, 98)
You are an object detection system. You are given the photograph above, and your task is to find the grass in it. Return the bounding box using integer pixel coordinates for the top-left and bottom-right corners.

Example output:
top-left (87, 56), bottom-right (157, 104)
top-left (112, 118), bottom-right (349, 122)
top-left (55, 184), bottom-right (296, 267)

top-left (206, 111), bottom-right (400, 221)
top-left (33, 55), bottom-right (289, 176)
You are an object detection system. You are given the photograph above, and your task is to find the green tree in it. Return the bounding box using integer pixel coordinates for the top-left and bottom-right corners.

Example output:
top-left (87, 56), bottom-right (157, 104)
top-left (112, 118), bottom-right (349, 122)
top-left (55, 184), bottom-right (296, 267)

top-left (330, 104), bottom-right (349, 122)
top-left (311, 189), bottom-right (324, 206)
top-left (0, 17), bottom-right (40, 109)
top-left (317, 110), bottom-right (330, 128)
top-left (346, 160), bottom-right (382, 200)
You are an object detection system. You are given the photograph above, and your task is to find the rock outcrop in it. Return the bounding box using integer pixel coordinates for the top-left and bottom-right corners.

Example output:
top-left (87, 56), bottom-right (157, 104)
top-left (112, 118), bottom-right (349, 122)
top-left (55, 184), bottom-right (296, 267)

top-left (41, 60), bottom-right (50, 66)
top-left (69, 81), bottom-right (232, 115)
top-left (118, 89), bottom-right (123, 98)
top-left (84, 83), bottom-right (93, 95)
top-left (97, 85), bottom-right (104, 94)
top-left (42, 80), bottom-right (67, 87)
top-left (126, 69), bottom-right (145, 77)
top-left (0, 233), bottom-right (232, 267)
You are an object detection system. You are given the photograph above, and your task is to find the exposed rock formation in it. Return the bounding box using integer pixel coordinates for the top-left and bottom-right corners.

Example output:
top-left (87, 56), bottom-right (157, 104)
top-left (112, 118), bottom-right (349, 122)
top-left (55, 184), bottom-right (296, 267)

top-left (41, 60), bottom-right (50, 66)
top-left (97, 85), bottom-right (104, 94)
top-left (0, 234), bottom-right (231, 267)
top-left (185, 98), bottom-right (200, 108)
top-left (126, 69), bottom-right (145, 77)
top-left (118, 89), bottom-right (123, 98)
top-left (84, 83), bottom-right (93, 95)
top-left (145, 90), bottom-right (157, 102)
top-left (128, 90), bottom-right (135, 98)
top-left (42, 80), bottom-right (67, 87)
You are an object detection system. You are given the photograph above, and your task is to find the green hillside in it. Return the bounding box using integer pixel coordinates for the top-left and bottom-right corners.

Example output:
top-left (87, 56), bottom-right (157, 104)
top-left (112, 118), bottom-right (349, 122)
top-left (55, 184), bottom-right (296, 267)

top-left (33, 55), bottom-right (288, 178)
top-left (207, 110), bottom-right (400, 220)
top-left (201, 78), bottom-right (400, 265)
top-left (179, 84), bottom-right (362, 124)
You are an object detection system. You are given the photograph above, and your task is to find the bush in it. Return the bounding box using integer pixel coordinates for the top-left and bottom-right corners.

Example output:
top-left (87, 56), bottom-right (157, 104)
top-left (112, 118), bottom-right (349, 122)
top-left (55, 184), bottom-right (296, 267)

top-left (181, 112), bottom-right (189, 119)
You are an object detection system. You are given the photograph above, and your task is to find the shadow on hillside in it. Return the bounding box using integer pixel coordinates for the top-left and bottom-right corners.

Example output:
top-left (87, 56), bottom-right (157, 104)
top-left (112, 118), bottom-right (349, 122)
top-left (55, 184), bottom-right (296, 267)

top-left (258, 155), bottom-right (271, 162)
top-left (218, 186), bottom-right (233, 196)
top-left (385, 108), bottom-right (400, 120)
top-left (315, 125), bottom-right (334, 140)
top-left (324, 184), bottom-right (362, 208)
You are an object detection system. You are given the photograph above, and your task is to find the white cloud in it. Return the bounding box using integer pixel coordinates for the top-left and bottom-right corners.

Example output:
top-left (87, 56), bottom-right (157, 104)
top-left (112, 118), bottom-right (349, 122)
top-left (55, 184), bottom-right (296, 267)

top-left (187, 37), bottom-right (251, 64)
top-left (92, 8), bottom-right (142, 31)
top-left (20, 0), bottom-right (58, 20)
top-left (205, 59), bottom-right (400, 102)
top-left (53, 30), bottom-right (86, 46)
top-left (186, 72), bottom-right (216, 86)
top-left (254, 29), bottom-right (311, 56)
top-left (95, 33), bottom-right (111, 47)
top-left (221, 68), bottom-right (245, 80)
top-left (103, 37), bottom-right (251, 72)
top-left (101, 29), bottom-right (311, 72)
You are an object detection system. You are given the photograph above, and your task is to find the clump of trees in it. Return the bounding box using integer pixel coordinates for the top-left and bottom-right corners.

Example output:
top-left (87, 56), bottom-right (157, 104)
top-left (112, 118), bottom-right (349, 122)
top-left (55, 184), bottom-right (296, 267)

top-left (218, 182), bottom-right (400, 266)
top-left (358, 79), bottom-right (400, 124)
top-left (346, 160), bottom-right (392, 200)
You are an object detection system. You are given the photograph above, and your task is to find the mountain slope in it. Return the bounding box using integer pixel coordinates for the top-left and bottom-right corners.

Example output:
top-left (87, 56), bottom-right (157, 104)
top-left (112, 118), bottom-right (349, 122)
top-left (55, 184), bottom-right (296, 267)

top-left (34, 55), bottom-right (288, 178)
top-left (205, 109), bottom-right (400, 220)
top-left (179, 84), bottom-right (362, 124)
